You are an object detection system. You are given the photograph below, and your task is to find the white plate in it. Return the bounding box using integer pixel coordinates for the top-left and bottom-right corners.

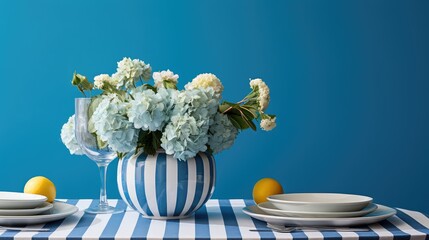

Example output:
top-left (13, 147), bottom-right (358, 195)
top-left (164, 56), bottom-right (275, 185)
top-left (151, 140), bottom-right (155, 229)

top-left (0, 192), bottom-right (47, 209)
top-left (243, 204), bottom-right (396, 227)
top-left (0, 202), bottom-right (78, 226)
top-left (267, 193), bottom-right (372, 212)
top-left (258, 202), bottom-right (378, 218)
top-left (0, 202), bottom-right (53, 216)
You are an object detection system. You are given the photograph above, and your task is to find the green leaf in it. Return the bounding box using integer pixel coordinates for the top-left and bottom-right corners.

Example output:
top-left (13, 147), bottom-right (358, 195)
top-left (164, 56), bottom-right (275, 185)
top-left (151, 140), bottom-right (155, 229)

top-left (72, 72), bottom-right (93, 96)
top-left (222, 100), bottom-right (238, 106)
top-left (241, 114), bottom-right (256, 131)
top-left (242, 113), bottom-right (257, 131)
top-left (228, 115), bottom-right (242, 129)
top-left (136, 130), bottom-right (162, 156)
top-left (218, 103), bottom-right (230, 113)
top-left (230, 114), bottom-right (249, 130)
top-left (219, 101), bottom-right (243, 114)
top-left (235, 106), bottom-right (256, 131)
top-left (226, 107), bottom-right (242, 116)
top-left (77, 85), bottom-right (86, 97)
top-left (163, 80), bottom-right (178, 90)
top-left (71, 72), bottom-right (81, 85)
top-left (151, 131), bottom-right (162, 151)
top-left (246, 118), bottom-right (257, 131)
top-left (117, 152), bottom-right (125, 159)
top-left (96, 135), bottom-right (108, 149)
top-left (241, 105), bottom-right (258, 118)
top-left (87, 96), bottom-right (103, 134)
top-left (141, 84), bottom-right (157, 93)
top-left (240, 106), bottom-right (257, 120)
top-left (206, 145), bottom-right (214, 154)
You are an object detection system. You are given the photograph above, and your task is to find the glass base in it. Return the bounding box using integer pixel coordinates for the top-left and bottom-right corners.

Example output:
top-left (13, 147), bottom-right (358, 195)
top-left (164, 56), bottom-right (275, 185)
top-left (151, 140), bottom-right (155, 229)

top-left (85, 205), bottom-right (124, 214)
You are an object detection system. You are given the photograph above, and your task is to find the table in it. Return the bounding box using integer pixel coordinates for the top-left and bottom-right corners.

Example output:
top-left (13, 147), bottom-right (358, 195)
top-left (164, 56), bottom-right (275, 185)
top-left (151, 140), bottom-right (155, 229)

top-left (1, 199), bottom-right (428, 240)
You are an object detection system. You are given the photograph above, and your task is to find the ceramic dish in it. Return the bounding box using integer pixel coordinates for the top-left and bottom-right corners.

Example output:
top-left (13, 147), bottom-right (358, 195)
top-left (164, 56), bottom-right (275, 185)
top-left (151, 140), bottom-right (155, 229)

top-left (267, 193), bottom-right (372, 212)
top-left (243, 204), bottom-right (396, 227)
top-left (0, 192), bottom-right (47, 209)
top-left (0, 201), bottom-right (78, 225)
top-left (0, 202), bottom-right (53, 216)
top-left (258, 202), bottom-right (378, 218)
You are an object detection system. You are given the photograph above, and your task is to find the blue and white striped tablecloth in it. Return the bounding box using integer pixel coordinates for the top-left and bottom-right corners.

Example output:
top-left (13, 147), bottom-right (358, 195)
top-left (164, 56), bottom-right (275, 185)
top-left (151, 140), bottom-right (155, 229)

top-left (1, 199), bottom-right (429, 240)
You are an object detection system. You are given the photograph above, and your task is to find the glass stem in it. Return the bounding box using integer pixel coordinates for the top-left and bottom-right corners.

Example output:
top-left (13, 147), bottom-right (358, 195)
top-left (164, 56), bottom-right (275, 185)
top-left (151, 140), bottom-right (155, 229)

top-left (97, 163), bottom-right (109, 209)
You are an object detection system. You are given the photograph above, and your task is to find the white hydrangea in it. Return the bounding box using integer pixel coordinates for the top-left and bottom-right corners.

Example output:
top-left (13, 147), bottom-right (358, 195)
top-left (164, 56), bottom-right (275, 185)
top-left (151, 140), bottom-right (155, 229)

top-left (111, 72), bottom-right (122, 87)
top-left (60, 115), bottom-right (84, 155)
top-left (260, 117), bottom-right (276, 131)
top-left (160, 87), bottom-right (221, 160)
top-left (91, 94), bottom-right (139, 153)
top-left (185, 73), bottom-right (224, 97)
top-left (116, 57), bottom-right (152, 88)
top-left (127, 88), bottom-right (178, 131)
top-left (153, 70), bottom-right (179, 89)
top-left (172, 88), bottom-right (219, 123)
top-left (208, 112), bottom-right (238, 154)
top-left (250, 78), bottom-right (270, 111)
top-left (161, 114), bottom-right (210, 161)
top-left (93, 74), bottom-right (119, 89)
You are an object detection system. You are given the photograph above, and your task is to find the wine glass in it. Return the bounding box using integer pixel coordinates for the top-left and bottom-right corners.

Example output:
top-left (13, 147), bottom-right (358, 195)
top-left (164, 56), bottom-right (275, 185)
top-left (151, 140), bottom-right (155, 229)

top-left (75, 98), bottom-right (124, 214)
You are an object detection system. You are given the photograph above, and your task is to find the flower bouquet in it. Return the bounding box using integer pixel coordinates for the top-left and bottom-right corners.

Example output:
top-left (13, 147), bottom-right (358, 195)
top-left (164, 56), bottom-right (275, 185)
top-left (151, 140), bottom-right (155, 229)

top-left (61, 57), bottom-right (276, 160)
top-left (60, 57), bottom-right (276, 218)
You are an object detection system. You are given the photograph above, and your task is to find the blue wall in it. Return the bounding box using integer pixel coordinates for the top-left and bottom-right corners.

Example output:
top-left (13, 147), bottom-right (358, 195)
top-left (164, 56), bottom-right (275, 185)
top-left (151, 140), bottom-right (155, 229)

top-left (0, 1), bottom-right (428, 213)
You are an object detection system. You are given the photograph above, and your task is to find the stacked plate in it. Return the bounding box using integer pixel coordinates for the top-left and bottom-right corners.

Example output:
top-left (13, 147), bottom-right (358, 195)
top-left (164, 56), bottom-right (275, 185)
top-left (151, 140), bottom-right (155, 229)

top-left (243, 193), bottom-right (397, 227)
top-left (0, 191), bottom-right (78, 225)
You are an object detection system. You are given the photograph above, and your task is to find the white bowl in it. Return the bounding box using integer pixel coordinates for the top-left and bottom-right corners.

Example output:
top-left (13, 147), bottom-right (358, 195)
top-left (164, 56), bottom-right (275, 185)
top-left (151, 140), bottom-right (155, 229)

top-left (0, 202), bottom-right (78, 226)
top-left (243, 204), bottom-right (396, 227)
top-left (267, 193), bottom-right (373, 212)
top-left (0, 192), bottom-right (47, 209)
top-left (258, 202), bottom-right (378, 218)
top-left (0, 202), bottom-right (53, 216)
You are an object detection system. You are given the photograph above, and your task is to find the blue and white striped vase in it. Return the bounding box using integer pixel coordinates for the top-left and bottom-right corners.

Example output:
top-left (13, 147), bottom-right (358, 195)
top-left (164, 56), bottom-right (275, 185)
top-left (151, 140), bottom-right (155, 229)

top-left (117, 149), bottom-right (216, 219)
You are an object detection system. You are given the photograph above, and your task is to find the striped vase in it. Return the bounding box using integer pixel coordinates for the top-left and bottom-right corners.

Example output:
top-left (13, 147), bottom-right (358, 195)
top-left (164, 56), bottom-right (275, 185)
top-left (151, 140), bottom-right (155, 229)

top-left (117, 150), bottom-right (216, 219)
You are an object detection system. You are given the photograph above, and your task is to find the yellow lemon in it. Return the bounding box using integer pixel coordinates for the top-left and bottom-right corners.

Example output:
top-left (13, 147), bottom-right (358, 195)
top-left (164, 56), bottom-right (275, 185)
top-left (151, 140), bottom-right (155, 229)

top-left (24, 176), bottom-right (56, 203)
top-left (252, 178), bottom-right (283, 204)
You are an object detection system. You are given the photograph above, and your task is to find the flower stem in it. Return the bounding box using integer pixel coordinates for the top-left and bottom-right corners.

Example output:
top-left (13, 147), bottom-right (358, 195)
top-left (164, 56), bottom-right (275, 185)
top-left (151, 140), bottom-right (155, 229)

top-left (221, 106), bottom-right (234, 114)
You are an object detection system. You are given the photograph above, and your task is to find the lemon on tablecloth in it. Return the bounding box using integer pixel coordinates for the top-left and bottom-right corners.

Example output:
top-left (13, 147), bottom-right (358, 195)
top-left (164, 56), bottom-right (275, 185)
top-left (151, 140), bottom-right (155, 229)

top-left (252, 178), bottom-right (283, 204)
top-left (24, 176), bottom-right (56, 203)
